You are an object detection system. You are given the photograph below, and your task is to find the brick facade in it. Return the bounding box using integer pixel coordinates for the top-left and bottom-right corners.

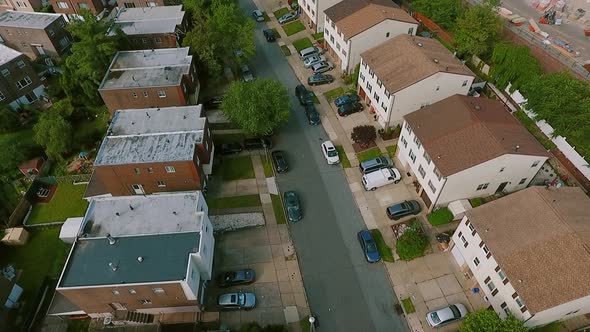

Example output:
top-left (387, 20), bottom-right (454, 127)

top-left (127, 33), bottom-right (179, 50)
top-left (0, 0), bottom-right (43, 12)
top-left (50, 0), bottom-right (104, 16)
top-left (0, 50), bottom-right (43, 108)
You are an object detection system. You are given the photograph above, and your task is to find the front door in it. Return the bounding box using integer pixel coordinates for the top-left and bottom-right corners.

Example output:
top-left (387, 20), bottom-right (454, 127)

top-left (34, 45), bottom-right (46, 56)
top-left (131, 184), bottom-right (145, 195)
top-left (496, 182), bottom-right (508, 194)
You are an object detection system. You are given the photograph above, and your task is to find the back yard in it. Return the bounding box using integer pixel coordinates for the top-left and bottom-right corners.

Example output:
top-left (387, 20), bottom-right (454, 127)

top-left (27, 182), bottom-right (88, 225)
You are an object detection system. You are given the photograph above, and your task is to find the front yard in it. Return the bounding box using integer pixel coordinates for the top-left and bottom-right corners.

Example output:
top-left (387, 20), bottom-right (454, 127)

top-left (271, 194), bottom-right (286, 224)
top-left (207, 195), bottom-right (261, 209)
top-left (335, 145), bottom-right (351, 168)
top-left (356, 147), bottom-right (382, 162)
top-left (216, 156), bottom-right (255, 181)
top-left (273, 7), bottom-right (290, 19)
top-left (27, 182), bottom-right (89, 225)
top-left (293, 37), bottom-right (313, 52)
top-left (282, 20), bottom-right (305, 36)
top-left (323, 87), bottom-right (346, 102)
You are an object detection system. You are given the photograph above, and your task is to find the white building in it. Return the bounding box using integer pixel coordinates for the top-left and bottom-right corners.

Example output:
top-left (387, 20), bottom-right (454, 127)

top-left (323, 0), bottom-right (417, 74)
top-left (299, 0), bottom-right (340, 33)
top-left (450, 186), bottom-right (590, 328)
top-left (396, 95), bottom-right (549, 210)
top-left (358, 35), bottom-right (475, 128)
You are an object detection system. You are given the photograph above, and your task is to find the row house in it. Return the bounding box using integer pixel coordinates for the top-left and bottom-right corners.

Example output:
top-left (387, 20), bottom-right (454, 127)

top-left (84, 105), bottom-right (214, 199)
top-left (450, 186), bottom-right (590, 328)
top-left (98, 47), bottom-right (198, 115)
top-left (108, 5), bottom-right (186, 50)
top-left (0, 0), bottom-right (43, 13)
top-left (299, 0), bottom-right (340, 33)
top-left (0, 11), bottom-right (71, 64)
top-left (323, 0), bottom-right (417, 74)
top-left (54, 192), bottom-right (214, 321)
top-left (358, 35), bottom-right (475, 128)
top-left (396, 95), bottom-right (549, 210)
top-left (50, 0), bottom-right (104, 19)
top-left (117, 0), bottom-right (180, 9)
top-left (0, 44), bottom-right (45, 109)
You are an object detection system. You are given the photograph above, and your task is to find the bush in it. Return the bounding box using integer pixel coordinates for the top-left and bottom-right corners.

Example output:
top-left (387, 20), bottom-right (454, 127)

top-left (427, 207), bottom-right (454, 226)
top-left (351, 125), bottom-right (376, 148)
top-left (396, 221), bottom-right (429, 261)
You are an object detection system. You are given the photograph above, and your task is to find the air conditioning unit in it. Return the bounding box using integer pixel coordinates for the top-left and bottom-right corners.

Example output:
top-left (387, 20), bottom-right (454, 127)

top-left (104, 317), bottom-right (112, 325)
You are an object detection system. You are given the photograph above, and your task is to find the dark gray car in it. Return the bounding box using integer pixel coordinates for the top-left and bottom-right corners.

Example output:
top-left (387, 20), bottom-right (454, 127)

top-left (218, 269), bottom-right (256, 287)
top-left (386, 200), bottom-right (421, 220)
top-left (308, 73), bottom-right (334, 86)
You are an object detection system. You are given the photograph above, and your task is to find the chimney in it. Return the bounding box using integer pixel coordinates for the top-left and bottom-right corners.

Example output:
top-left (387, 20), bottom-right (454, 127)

top-left (106, 233), bottom-right (116, 245)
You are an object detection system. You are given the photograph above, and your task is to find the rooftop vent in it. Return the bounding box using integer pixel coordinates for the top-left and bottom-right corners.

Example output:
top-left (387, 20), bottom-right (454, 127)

top-left (515, 145), bottom-right (520, 152)
top-left (146, 112), bottom-right (150, 118)
top-left (173, 211), bottom-right (178, 215)
top-left (107, 233), bottom-right (116, 245)
top-left (433, 58), bottom-right (439, 64)
top-left (474, 104), bottom-right (481, 111)
top-left (417, 42), bottom-right (423, 47)
top-left (109, 262), bottom-right (118, 272)
top-left (137, 256), bottom-right (144, 263)
top-left (129, 204), bottom-right (134, 210)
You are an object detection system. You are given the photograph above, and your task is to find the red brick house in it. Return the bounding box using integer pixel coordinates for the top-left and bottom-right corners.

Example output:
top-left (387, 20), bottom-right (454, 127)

top-left (50, 0), bottom-right (104, 18)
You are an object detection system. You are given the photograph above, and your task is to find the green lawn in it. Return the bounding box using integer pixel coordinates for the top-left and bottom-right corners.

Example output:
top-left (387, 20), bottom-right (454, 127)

top-left (293, 37), bottom-right (313, 52)
top-left (427, 207), bottom-right (454, 226)
top-left (262, 11), bottom-right (271, 22)
top-left (271, 28), bottom-right (281, 39)
top-left (311, 92), bottom-right (320, 104)
top-left (370, 229), bottom-right (394, 262)
top-left (273, 7), bottom-right (290, 19)
top-left (312, 32), bottom-right (324, 40)
top-left (27, 183), bottom-right (89, 225)
top-left (299, 316), bottom-right (311, 332)
top-left (335, 145), bottom-right (351, 168)
top-left (323, 86), bottom-right (346, 102)
top-left (217, 156), bottom-right (255, 181)
top-left (261, 155), bottom-right (274, 177)
top-left (282, 20), bottom-right (305, 36)
top-left (386, 145), bottom-right (397, 159)
top-left (401, 298), bottom-right (416, 314)
top-left (281, 45), bottom-right (291, 56)
top-left (513, 110), bottom-right (556, 150)
top-left (207, 195), bottom-right (261, 209)
top-left (532, 322), bottom-right (561, 332)
top-left (356, 147), bottom-right (382, 162)
top-left (212, 133), bottom-right (245, 145)
top-left (271, 194), bottom-right (286, 224)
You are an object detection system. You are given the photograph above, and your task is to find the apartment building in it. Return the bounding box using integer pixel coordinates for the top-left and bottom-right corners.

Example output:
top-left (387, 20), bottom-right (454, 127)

top-left (299, 0), bottom-right (340, 33)
top-left (358, 35), bottom-right (475, 128)
top-left (98, 47), bottom-right (198, 115)
top-left (50, 0), bottom-right (104, 19)
top-left (84, 105), bottom-right (213, 198)
top-left (55, 192), bottom-right (214, 321)
top-left (0, 44), bottom-right (45, 109)
top-left (396, 95), bottom-right (549, 209)
top-left (0, 0), bottom-right (43, 13)
top-left (450, 186), bottom-right (590, 328)
top-left (108, 5), bottom-right (186, 50)
top-left (117, 0), bottom-right (170, 8)
top-left (0, 11), bottom-right (71, 63)
top-left (323, 0), bottom-right (417, 74)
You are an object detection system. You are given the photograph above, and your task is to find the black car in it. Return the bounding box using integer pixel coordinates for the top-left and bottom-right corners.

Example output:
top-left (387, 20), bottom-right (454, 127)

top-left (337, 102), bottom-right (362, 117)
top-left (243, 137), bottom-right (272, 150)
top-left (284, 191), bottom-right (302, 222)
top-left (219, 142), bottom-right (243, 155)
top-left (357, 230), bottom-right (381, 263)
top-left (334, 93), bottom-right (360, 107)
top-left (263, 29), bottom-right (276, 42)
top-left (304, 104), bottom-right (321, 125)
top-left (386, 200), bottom-right (421, 220)
top-left (218, 269), bottom-right (256, 288)
top-left (204, 96), bottom-right (224, 109)
top-left (295, 84), bottom-right (313, 105)
top-left (307, 73), bottom-right (334, 86)
top-left (271, 150), bottom-right (288, 173)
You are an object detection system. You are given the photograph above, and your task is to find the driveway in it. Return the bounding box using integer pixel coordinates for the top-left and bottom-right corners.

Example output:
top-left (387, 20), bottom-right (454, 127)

top-left (237, 0), bottom-right (407, 330)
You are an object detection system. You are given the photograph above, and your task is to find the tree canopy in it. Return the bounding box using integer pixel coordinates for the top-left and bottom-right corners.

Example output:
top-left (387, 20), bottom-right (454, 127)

top-left (0, 108), bottom-right (20, 133)
top-left (490, 43), bottom-right (542, 93)
top-left (412, 0), bottom-right (464, 30)
top-left (33, 100), bottom-right (74, 160)
top-left (221, 79), bottom-right (290, 136)
top-left (454, 1), bottom-right (501, 57)
top-left (0, 130), bottom-right (41, 181)
top-left (460, 310), bottom-right (528, 332)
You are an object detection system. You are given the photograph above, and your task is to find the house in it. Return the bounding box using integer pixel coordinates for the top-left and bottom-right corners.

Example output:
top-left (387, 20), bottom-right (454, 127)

top-left (18, 157), bottom-right (45, 179)
top-left (299, 0), bottom-right (339, 33)
top-left (358, 35), bottom-right (475, 128)
top-left (323, 0), bottom-right (417, 74)
top-left (117, 0), bottom-right (170, 9)
top-left (50, 0), bottom-right (104, 19)
top-left (0, 44), bottom-right (45, 109)
top-left (396, 95), bottom-right (549, 210)
top-left (84, 105), bottom-right (213, 198)
top-left (98, 47), bottom-right (198, 115)
top-left (0, 0), bottom-right (43, 13)
top-left (450, 186), bottom-right (590, 328)
top-left (108, 5), bottom-right (186, 50)
top-left (55, 192), bottom-right (214, 321)
top-left (0, 11), bottom-right (71, 64)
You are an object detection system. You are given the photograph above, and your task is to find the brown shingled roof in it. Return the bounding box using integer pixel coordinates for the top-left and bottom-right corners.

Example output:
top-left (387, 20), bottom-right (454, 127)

top-left (466, 186), bottom-right (590, 313)
top-left (404, 95), bottom-right (549, 176)
top-left (324, 0), bottom-right (417, 39)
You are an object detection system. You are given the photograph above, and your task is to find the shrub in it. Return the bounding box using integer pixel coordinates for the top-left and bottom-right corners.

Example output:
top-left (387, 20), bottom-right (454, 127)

top-left (427, 207), bottom-right (454, 226)
top-left (396, 221), bottom-right (429, 261)
top-left (351, 125), bottom-right (376, 148)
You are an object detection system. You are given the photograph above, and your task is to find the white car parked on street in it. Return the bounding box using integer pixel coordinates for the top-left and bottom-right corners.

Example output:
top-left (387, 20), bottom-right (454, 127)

top-left (321, 141), bottom-right (340, 165)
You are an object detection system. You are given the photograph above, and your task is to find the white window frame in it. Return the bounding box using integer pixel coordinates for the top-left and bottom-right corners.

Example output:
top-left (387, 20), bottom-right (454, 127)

top-left (165, 165), bottom-right (175, 173)
top-left (473, 257), bottom-right (480, 266)
top-left (156, 180), bottom-right (166, 188)
top-left (157, 90), bottom-right (166, 98)
top-left (15, 76), bottom-right (32, 89)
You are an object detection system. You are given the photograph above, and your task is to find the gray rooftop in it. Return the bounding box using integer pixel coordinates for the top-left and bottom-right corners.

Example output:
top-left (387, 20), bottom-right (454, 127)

top-left (0, 43), bottom-right (22, 65)
top-left (110, 106), bottom-right (205, 136)
top-left (59, 232), bottom-right (200, 287)
top-left (99, 48), bottom-right (192, 89)
top-left (0, 11), bottom-right (62, 29)
top-left (110, 5), bottom-right (184, 35)
top-left (81, 192), bottom-right (204, 238)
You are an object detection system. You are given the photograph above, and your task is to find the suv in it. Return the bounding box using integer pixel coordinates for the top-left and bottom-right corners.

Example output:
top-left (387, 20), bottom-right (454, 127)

top-left (295, 84), bottom-right (313, 105)
top-left (334, 93), bottom-right (360, 107)
top-left (337, 102), bottom-right (362, 117)
top-left (241, 65), bottom-right (254, 82)
top-left (359, 156), bottom-right (393, 174)
top-left (308, 73), bottom-right (334, 86)
top-left (386, 200), bottom-right (421, 220)
top-left (311, 61), bottom-right (334, 74)
top-left (243, 137), bottom-right (272, 150)
top-left (263, 29), bottom-right (275, 42)
top-left (271, 150), bottom-right (289, 173)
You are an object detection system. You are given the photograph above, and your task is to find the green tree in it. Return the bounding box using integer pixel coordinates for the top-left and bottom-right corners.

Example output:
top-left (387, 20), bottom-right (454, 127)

top-left (412, 0), bottom-right (464, 29)
top-left (0, 130), bottom-right (41, 181)
top-left (33, 109), bottom-right (72, 160)
top-left (396, 221), bottom-right (429, 261)
top-left (460, 310), bottom-right (528, 332)
top-left (0, 108), bottom-right (20, 133)
top-left (454, 1), bottom-right (501, 57)
top-left (221, 79), bottom-right (290, 135)
top-left (490, 43), bottom-right (542, 92)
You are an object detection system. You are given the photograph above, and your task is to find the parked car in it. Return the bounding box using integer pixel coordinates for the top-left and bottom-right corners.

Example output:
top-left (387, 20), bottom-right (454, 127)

top-left (426, 304), bottom-right (468, 328)
top-left (204, 95), bottom-right (224, 109)
top-left (217, 269), bottom-right (256, 287)
top-left (295, 84), bottom-right (313, 105)
top-left (278, 12), bottom-right (297, 24)
top-left (241, 65), bottom-right (254, 82)
top-left (362, 167), bottom-right (401, 191)
top-left (357, 230), bottom-right (380, 263)
top-left (263, 29), bottom-right (276, 42)
top-left (337, 102), bottom-right (362, 117)
top-left (334, 93), bottom-right (360, 107)
top-left (308, 73), bottom-right (334, 86)
top-left (304, 104), bottom-right (321, 125)
top-left (303, 55), bottom-right (325, 68)
top-left (217, 292), bottom-right (256, 310)
top-left (386, 200), bottom-right (421, 220)
top-left (283, 191), bottom-right (302, 222)
top-left (219, 142), bottom-right (243, 155)
top-left (252, 9), bottom-right (264, 22)
top-left (359, 156), bottom-right (392, 174)
top-left (298, 46), bottom-right (324, 59)
top-left (271, 150), bottom-right (289, 173)
top-left (321, 140), bottom-right (339, 165)
top-left (311, 61), bottom-right (334, 74)
top-left (243, 137), bottom-right (272, 150)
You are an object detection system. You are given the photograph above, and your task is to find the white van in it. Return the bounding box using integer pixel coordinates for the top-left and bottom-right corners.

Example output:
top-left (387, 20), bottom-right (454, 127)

top-left (362, 167), bottom-right (402, 191)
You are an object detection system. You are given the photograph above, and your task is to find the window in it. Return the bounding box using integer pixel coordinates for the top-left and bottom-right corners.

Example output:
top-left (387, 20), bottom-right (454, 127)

top-left (157, 90), bottom-right (166, 98)
top-left (324, 29), bottom-right (329, 37)
top-left (413, 136), bottom-right (421, 149)
top-left (423, 151), bottom-right (431, 164)
top-left (124, 2), bottom-right (136, 7)
top-left (385, 32), bottom-right (390, 37)
top-left (1, 69), bottom-right (9, 77)
top-left (152, 288), bottom-right (165, 294)
top-left (342, 49), bottom-right (346, 56)
top-left (16, 60), bottom-right (25, 68)
top-left (498, 269), bottom-right (507, 282)
top-left (482, 245), bottom-right (489, 255)
top-left (78, 2), bottom-right (88, 9)
top-left (57, 1), bottom-right (68, 8)
top-left (133, 168), bottom-right (140, 174)
top-left (15, 76), bottom-right (32, 89)
top-left (155, 37), bottom-right (162, 43)
top-left (373, 92), bottom-right (379, 103)
top-left (384, 89), bottom-right (390, 98)
top-left (360, 72), bottom-right (365, 82)
top-left (408, 149), bottom-right (416, 163)
top-left (165, 165), bottom-right (175, 173)
top-left (476, 183), bottom-right (489, 191)
top-left (60, 20), bottom-right (66, 27)
top-left (468, 223), bottom-right (475, 232)
top-left (401, 136), bottom-right (408, 148)
top-left (408, 27), bottom-right (414, 35)
top-left (376, 79), bottom-right (382, 88)
top-left (331, 22), bottom-right (335, 29)
top-left (434, 167), bottom-right (442, 181)
top-left (531, 160), bottom-right (540, 167)
top-left (501, 302), bottom-right (510, 316)
top-left (59, 36), bottom-right (70, 47)
top-left (132, 92), bottom-right (138, 98)
top-left (499, 167), bottom-right (505, 172)
top-left (336, 42), bottom-right (340, 51)
top-left (486, 280), bottom-right (496, 293)
top-left (428, 180), bottom-right (436, 193)
top-left (473, 257), bottom-right (480, 266)
top-left (515, 296), bottom-right (525, 308)
top-left (128, 289), bottom-right (136, 294)
top-left (306, 4), bottom-right (310, 10)
top-left (405, 121), bottom-right (412, 134)
top-left (418, 165), bottom-right (425, 178)
top-left (143, 91), bottom-right (148, 97)
top-left (156, 181), bottom-right (166, 188)
top-left (366, 82), bottom-right (372, 93)
top-left (142, 38), bottom-right (148, 44)
top-left (518, 178), bottom-right (527, 185)
top-left (462, 80), bottom-right (468, 87)
top-left (112, 290), bottom-right (120, 295)
top-left (147, 1), bottom-right (156, 6)
top-left (139, 299), bottom-right (152, 305)
top-left (460, 234), bottom-right (468, 247)
top-left (330, 35), bottom-right (334, 43)
top-left (147, 167), bottom-right (153, 173)
top-left (381, 102), bottom-right (387, 112)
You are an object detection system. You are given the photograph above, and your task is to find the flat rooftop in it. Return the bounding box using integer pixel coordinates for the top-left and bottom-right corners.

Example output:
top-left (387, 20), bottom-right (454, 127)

top-left (0, 43), bottom-right (22, 65)
top-left (59, 232), bottom-right (200, 287)
top-left (0, 11), bottom-right (62, 29)
top-left (109, 106), bottom-right (205, 136)
top-left (81, 192), bottom-right (204, 238)
top-left (110, 5), bottom-right (184, 35)
top-left (99, 48), bottom-right (192, 90)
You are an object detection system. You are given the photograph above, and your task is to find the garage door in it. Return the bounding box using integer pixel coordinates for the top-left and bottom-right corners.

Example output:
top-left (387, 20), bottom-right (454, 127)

top-left (451, 245), bottom-right (465, 267)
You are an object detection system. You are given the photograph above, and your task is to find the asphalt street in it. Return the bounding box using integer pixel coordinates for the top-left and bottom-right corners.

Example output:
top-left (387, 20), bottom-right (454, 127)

top-left (236, 1), bottom-right (407, 330)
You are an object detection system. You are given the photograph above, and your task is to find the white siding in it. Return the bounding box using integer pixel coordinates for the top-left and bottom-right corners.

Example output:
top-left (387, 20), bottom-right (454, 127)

top-left (194, 214), bottom-right (214, 280)
top-left (323, 14), bottom-right (350, 71)
top-left (301, 0), bottom-right (342, 32)
top-left (525, 295), bottom-right (590, 327)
